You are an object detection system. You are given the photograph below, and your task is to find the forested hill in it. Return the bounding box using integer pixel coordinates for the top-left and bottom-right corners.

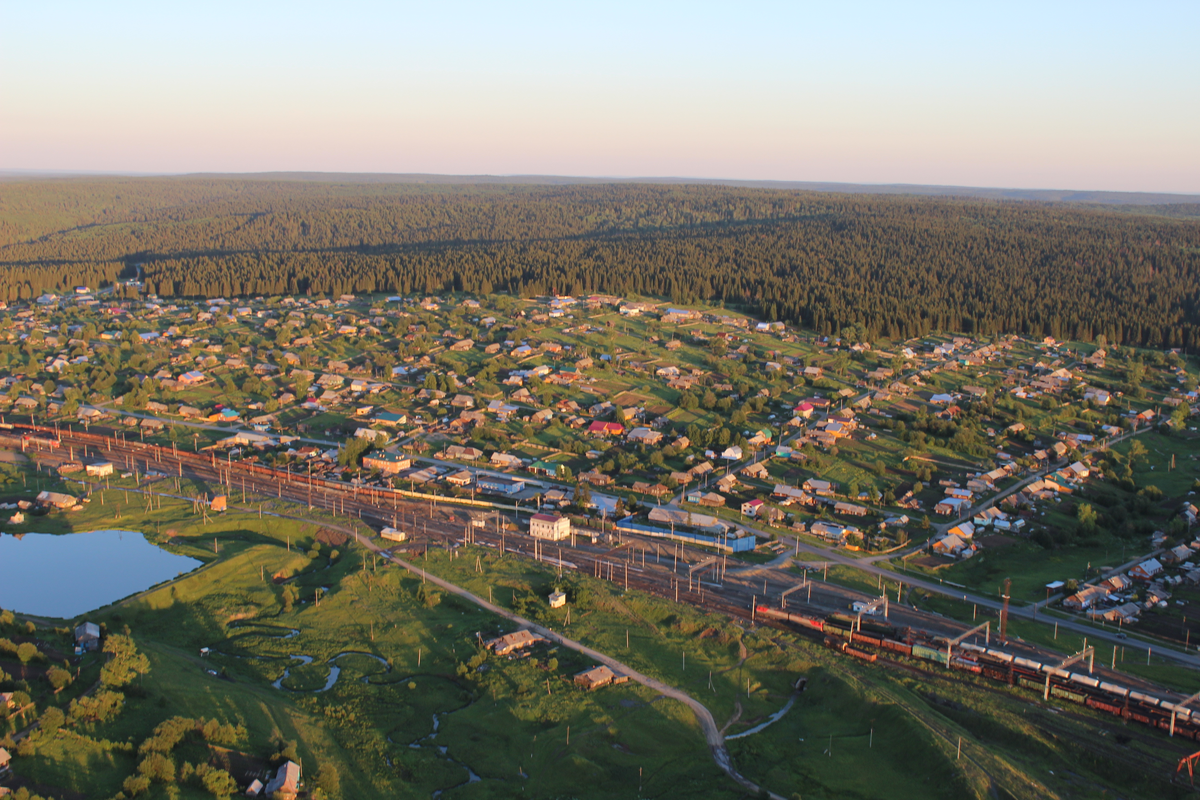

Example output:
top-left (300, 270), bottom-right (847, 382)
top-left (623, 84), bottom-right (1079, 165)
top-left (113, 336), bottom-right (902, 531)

top-left (1, 178), bottom-right (1199, 348)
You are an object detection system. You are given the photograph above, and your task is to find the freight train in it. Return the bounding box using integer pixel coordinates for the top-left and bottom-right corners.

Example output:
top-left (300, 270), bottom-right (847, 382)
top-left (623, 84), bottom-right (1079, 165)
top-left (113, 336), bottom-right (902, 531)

top-left (757, 605), bottom-right (1199, 740)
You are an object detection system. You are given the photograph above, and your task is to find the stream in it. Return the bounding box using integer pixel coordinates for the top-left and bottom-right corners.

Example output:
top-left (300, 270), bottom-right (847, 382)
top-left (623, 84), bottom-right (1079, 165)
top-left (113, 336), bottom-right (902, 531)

top-left (417, 711), bottom-right (483, 798)
top-left (724, 694), bottom-right (797, 740)
top-left (216, 624), bottom-right (484, 794)
top-left (271, 650), bottom-right (390, 693)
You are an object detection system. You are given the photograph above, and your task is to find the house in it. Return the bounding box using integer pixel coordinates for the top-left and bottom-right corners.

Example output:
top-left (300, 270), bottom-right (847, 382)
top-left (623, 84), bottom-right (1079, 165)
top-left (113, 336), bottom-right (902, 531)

top-left (264, 760), bottom-right (301, 799)
top-left (74, 621), bottom-right (101, 652)
top-left (1063, 585), bottom-right (1108, 611)
top-left (627, 427), bottom-right (663, 446)
top-left (1090, 602), bottom-right (1140, 624)
top-left (178, 370), bottom-right (207, 386)
top-left (931, 533), bottom-right (966, 556)
top-left (834, 502), bottom-right (868, 517)
top-left (715, 473), bottom-right (739, 493)
top-left (530, 513), bottom-right (570, 541)
top-left (1165, 544), bottom-right (1193, 565)
top-left (85, 461), bottom-right (115, 477)
top-left (741, 498), bottom-right (764, 517)
top-left (689, 491), bottom-right (726, 508)
top-left (486, 629), bottom-right (546, 656)
top-left (444, 469), bottom-right (473, 487)
top-left (490, 452), bottom-right (524, 469)
top-left (809, 521), bottom-right (856, 543)
top-left (574, 665), bottom-right (627, 690)
top-left (362, 451), bottom-right (413, 475)
top-left (445, 445), bottom-right (484, 460)
top-left (1130, 558), bottom-right (1163, 581)
top-left (935, 497), bottom-right (969, 516)
top-left (772, 484), bottom-right (811, 506)
top-left (0, 746), bottom-right (9, 774)
top-left (528, 460), bottom-right (565, 478)
top-left (740, 462), bottom-right (769, 480)
top-left (1100, 574), bottom-right (1133, 593)
top-left (803, 479), bottom-right (834, 497)
top-left (579, 470), bottom-right (614, 486)
top-left (631, 482), bottom-right (670, 498)
top-left (587, 421), bottom-right (625, 437)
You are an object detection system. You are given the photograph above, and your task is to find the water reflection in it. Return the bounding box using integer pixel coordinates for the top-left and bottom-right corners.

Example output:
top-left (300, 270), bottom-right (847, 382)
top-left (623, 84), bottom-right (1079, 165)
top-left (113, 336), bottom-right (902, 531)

top-left (0, 530), bottom-right (201, 618)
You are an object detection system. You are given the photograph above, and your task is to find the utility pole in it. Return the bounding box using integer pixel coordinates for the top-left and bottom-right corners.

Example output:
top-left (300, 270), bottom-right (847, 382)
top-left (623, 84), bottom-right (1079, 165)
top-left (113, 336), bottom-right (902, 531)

top-left (999, 577), bottom-right (1012, 643)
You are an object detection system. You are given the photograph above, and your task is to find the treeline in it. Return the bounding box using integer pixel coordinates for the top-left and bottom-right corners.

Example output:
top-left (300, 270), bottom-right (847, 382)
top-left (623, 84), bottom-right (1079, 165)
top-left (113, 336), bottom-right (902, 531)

top-left (2, 178), bottom-right (1199, 347)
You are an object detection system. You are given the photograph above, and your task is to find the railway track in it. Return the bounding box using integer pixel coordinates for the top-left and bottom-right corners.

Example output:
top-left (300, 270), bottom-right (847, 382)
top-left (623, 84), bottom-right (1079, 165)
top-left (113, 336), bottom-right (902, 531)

top-left (10, 423), bottom-right (1198, 723)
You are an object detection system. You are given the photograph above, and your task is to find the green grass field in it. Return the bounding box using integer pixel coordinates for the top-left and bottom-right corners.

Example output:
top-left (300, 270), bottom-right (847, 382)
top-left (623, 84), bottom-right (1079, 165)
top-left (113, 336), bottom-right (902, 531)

top-left (5, 480), bottom-right (1197, 799)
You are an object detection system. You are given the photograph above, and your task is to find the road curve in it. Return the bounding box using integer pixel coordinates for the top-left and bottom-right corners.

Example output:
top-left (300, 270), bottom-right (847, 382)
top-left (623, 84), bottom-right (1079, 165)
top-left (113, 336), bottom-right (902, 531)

top-left (354, 536), bottom-right (781, 798)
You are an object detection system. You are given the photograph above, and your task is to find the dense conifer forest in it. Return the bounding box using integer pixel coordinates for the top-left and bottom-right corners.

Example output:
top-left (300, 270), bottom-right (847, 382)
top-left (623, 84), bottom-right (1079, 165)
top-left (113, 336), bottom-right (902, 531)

top-left (2, 177), bottom-right (1199, 347)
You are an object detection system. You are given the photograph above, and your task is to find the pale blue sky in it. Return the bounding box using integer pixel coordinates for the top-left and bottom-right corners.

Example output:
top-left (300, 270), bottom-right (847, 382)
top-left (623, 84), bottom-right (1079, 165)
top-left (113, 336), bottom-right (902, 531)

top-left (2, 1), bottom-right (1196, 191)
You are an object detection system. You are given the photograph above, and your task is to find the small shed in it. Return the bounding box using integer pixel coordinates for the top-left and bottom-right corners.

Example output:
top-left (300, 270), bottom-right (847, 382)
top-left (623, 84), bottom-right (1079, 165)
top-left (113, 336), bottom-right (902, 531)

top-left (85, 461), bottom-right (115, 478)
top-left (0, 746), bottom-right (11, 773)
top-left (549, 590), bottom-right (567, 609)
top-left (380, 527), bottom-right (408, 543)
top-left (210, 495), bottom-right (228, 512)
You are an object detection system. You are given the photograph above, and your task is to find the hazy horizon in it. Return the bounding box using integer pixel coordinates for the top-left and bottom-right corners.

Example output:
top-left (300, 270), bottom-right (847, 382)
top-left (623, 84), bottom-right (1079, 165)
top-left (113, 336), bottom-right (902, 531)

top-left (2, 1), bottom-right (1197, 193)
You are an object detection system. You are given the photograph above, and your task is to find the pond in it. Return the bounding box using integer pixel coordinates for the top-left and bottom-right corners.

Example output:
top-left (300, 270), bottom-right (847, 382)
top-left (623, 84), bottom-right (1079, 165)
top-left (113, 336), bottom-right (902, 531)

top-left (0, 530), bottom-right (201, 619)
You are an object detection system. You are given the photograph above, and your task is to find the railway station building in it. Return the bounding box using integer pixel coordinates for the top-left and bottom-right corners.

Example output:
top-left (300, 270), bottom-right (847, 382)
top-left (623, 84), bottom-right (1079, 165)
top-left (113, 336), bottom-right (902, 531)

top-left (529, 513), bottom-right (570, 541)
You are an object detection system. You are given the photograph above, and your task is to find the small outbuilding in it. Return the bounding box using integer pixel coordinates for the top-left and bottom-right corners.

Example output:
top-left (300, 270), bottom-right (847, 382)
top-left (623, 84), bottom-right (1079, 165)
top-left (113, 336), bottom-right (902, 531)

top-left (85, 461), bottom-right (115, 478)
top-left (380, 527), bottom-right (408, 543)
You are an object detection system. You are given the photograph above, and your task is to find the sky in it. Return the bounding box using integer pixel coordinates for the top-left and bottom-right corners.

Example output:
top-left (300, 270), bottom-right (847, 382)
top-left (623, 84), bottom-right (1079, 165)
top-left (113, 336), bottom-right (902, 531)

top-left (2, 1), bottom-right (1197, 192)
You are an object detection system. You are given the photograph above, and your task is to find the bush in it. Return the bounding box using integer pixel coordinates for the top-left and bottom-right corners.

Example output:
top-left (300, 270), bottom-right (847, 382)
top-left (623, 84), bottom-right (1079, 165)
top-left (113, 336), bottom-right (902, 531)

top-left (38, 706), bottom-right (65, 733)
top-left (313, 764), bottom-right (341, 798)
top-left (138, 753), bottom-right (176, 784)
top-left (16, 642), bottom-right (39, 663)
top-left (46, 666), bottom-right (72, 691)
top-left (123, 774), bottom-right (152, 796)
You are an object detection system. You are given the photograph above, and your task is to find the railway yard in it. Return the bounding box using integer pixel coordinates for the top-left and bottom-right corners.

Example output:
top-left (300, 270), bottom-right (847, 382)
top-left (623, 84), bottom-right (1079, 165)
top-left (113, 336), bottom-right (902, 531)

top-left (8, 420), bottom-right (1200, 798)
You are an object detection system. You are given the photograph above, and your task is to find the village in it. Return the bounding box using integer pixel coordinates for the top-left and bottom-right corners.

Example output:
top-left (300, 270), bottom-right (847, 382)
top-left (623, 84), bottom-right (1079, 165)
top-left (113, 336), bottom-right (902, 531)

top-left (3, 286), bottom-right (1198, 587)
top-left (1, 285), bottom-right (1199, 800)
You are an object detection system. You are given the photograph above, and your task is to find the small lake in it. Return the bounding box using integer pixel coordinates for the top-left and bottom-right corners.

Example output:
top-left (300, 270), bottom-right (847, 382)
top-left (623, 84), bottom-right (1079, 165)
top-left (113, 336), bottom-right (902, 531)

top-left (0, 530), bottom-right (201, 619)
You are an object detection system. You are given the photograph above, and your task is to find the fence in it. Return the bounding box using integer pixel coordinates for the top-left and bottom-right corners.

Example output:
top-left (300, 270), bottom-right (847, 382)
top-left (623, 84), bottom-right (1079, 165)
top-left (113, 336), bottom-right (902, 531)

top-left (614, 517), bottom-right (756, 553)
